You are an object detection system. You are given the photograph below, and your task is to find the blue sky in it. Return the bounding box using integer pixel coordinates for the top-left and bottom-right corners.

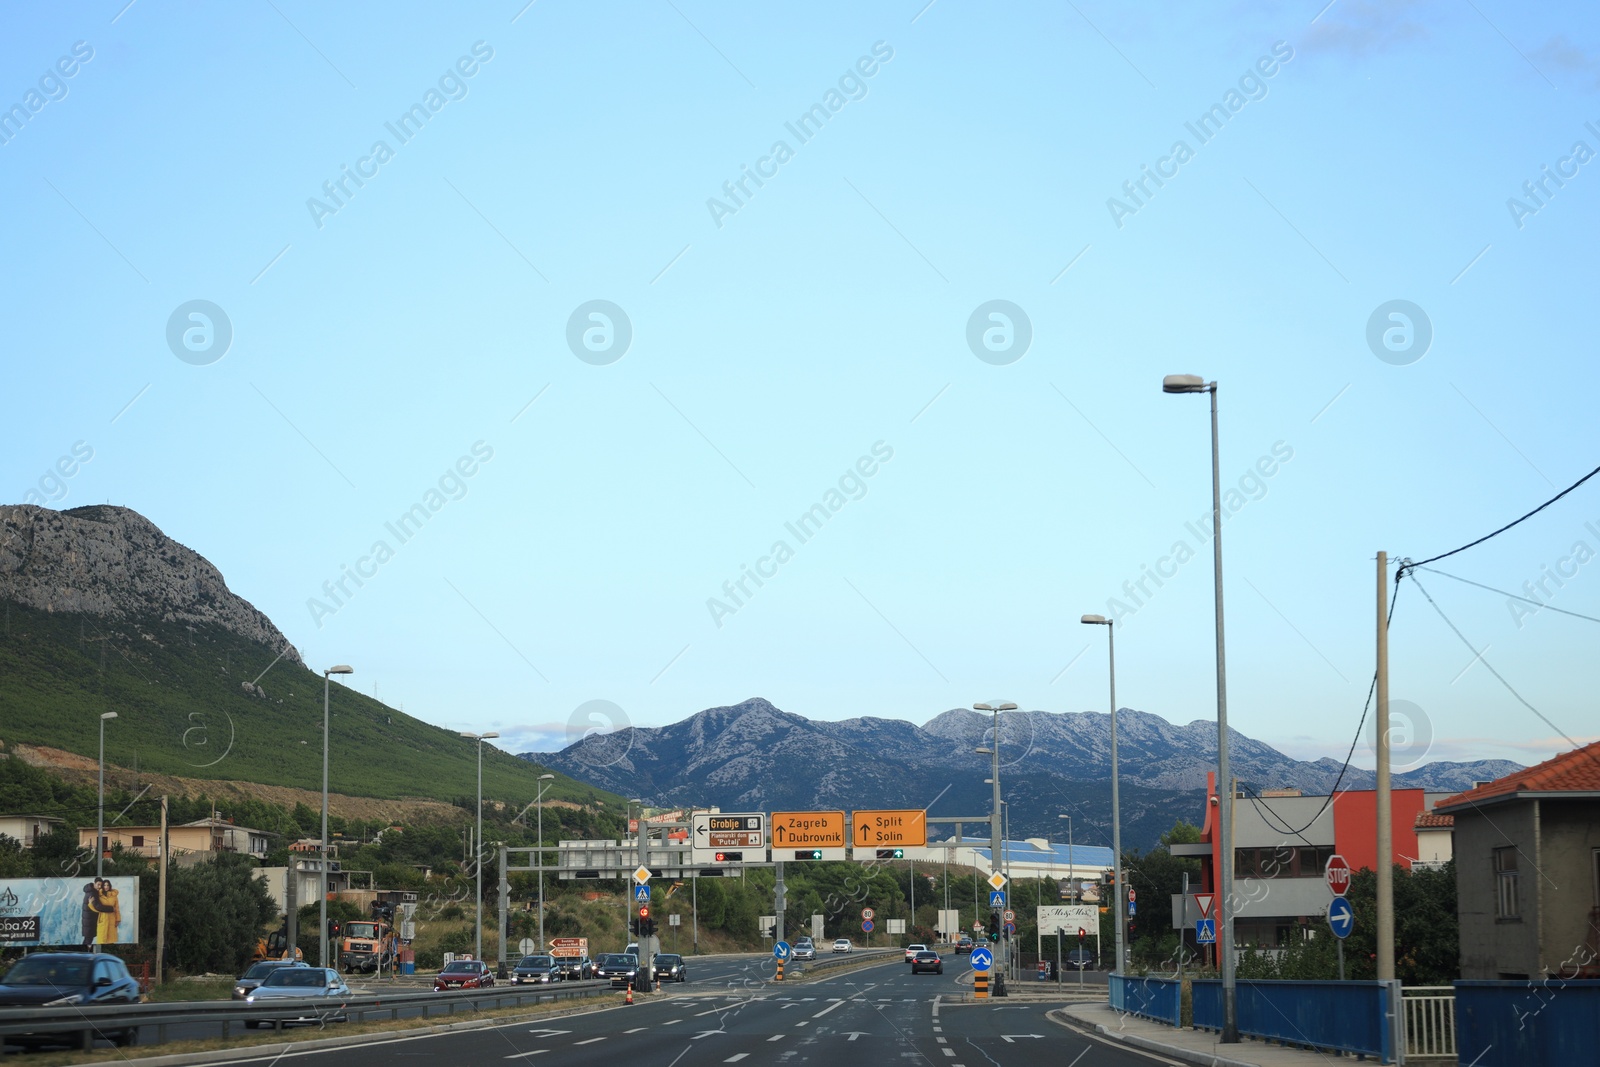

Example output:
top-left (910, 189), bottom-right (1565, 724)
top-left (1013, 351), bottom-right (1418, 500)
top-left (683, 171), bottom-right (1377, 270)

top-left (6, 1), bottom-right (1598, 773)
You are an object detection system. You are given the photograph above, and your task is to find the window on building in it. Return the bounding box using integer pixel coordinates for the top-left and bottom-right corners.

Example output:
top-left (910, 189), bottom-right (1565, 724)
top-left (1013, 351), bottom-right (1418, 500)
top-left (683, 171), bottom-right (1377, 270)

top-left (1234, 845), bottom-right (1335, 879)
top-left (131, 836), bottom-right (144, 848)
top-left (1494, 847), bottom-right (1520, 919)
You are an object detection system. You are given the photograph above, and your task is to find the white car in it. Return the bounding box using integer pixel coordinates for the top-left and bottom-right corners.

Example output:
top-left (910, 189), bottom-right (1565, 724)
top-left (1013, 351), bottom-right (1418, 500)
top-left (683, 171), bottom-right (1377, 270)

top-left (904, 943), bottom-right (929, 962)
top-left (792, 939), bottom-right (816, 961)
top-left (832, 938), bottom-right (853, 953)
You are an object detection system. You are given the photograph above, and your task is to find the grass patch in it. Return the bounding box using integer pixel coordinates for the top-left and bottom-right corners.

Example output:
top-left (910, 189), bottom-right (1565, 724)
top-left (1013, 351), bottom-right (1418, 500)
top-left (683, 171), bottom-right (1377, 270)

top-left (147, 977), bottom-right (237, 1002)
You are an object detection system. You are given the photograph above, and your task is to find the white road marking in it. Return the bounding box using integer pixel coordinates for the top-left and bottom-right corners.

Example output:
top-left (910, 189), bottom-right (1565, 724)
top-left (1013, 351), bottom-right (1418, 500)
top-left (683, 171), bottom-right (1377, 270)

top-left (504, 1053), bottom-right (547, 1060)
top-left (768, 1035), bottom-right (785, 1042)
top-left (812, 1000), bottom-right (849, 1019)
top-left (624, 1028), bottom-right (647, 1034)
top-left (574, 1038), bottom-right (606, 1046)
top-left (941, 1048), bottom-right (956, 1057)
top-left (663, 1019), bottom-right (682, 1025)
top-left (725, 1056), bottom-right (749, 1063)
top-left (795, 1020), bottom-right (809, 1026)
top-left (936, 1037), bottom-right (947, 1044)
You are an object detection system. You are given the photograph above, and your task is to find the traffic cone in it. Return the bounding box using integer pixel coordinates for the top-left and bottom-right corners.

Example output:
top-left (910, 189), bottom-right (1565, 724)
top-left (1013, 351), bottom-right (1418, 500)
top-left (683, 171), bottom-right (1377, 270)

top-left (625, 985), bottom-right (633, 1005)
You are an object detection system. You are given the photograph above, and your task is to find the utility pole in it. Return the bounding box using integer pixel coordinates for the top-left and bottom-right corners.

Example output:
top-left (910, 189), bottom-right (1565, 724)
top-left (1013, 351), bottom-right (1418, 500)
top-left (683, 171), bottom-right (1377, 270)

top-left (775, 861), bottom-right (786, 948)
top-left (155, 796), bottom-right (168, 984)
top-left (1376, 551), bottom-right (1394, 980)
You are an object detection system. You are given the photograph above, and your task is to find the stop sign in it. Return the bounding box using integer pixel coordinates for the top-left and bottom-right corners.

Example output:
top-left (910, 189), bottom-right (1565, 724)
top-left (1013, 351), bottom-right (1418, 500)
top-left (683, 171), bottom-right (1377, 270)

top-left (1325, 854), bottom-right (1352, 896)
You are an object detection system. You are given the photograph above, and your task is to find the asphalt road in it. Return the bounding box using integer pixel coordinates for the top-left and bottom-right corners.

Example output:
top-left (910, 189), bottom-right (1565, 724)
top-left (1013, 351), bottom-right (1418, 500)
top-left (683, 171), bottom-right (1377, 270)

top-left (204, 956), bottom-right (1156, 1067)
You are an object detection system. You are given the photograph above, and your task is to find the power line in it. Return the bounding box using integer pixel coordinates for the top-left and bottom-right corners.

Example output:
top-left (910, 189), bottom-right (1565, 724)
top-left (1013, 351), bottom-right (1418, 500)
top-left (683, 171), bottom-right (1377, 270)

top-left (1404, 461), bottom-right (1600, 572)
top-left (1411, 566), bottom-right (1600, 626)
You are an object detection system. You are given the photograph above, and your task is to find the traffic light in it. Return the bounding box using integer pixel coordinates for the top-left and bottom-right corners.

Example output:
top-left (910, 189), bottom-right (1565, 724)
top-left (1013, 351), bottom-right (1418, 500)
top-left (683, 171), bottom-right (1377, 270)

top-left (643, 918), bottom-right (656, 937)
top-left (875, 849), bottom-right (904, 860)
top-left (795, 849), bottom-right (823, 860)
top-left (629, 916), bottom-right (639, 936)
top-left (987, 910), bottom-right (1000, 942)
top-left (327, 919), bottom-right (341, 939)
top-left (766, 924), bottom-right (776, 938)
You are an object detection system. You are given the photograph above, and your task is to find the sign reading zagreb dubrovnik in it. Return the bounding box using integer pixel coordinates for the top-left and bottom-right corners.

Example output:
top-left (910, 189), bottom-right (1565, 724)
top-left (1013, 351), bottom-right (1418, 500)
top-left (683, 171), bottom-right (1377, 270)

top-left (0, 877), bottom-right (140, 946)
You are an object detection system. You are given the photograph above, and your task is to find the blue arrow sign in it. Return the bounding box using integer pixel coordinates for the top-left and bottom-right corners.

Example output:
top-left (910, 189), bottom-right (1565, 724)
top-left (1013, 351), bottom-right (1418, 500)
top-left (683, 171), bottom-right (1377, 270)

top-left (633, 885), bottom-right (651, 902)
top-left (1328, 896), bottom-right (1355, 940)
top-left (1195, 918), bottom-right (1216, 944)
top-left (969, 947), bottom-right (993, 971)
top-left (774, 940), bottom-right (791, 960)
top-left (862, 919), bottom-right (874, 933)
top-left (989, 890), bottom-right (1006, 907)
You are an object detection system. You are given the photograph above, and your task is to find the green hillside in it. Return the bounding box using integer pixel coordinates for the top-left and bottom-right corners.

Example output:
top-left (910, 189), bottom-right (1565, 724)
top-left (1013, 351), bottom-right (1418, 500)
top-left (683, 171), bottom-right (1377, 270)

top-left (0, 599), bottom-right (609, 810)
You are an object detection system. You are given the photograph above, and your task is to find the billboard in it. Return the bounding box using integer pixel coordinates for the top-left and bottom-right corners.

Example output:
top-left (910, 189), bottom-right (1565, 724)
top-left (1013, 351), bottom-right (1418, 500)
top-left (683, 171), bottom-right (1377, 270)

top-left (0, 877), bottom-right (141, 946)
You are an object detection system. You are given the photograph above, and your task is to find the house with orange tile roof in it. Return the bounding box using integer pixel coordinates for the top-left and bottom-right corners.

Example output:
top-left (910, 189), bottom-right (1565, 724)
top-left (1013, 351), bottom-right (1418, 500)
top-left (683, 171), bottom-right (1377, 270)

top-left (1433, 740), bottom-right (1600, 979)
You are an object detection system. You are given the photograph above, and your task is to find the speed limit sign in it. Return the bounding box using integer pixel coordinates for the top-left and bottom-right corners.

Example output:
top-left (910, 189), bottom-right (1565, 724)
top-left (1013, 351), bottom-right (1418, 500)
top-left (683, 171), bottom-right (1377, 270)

top-left (1003, 909), bottom-right (1015, 922)
top-left (862, 907), bottom-right (875, 921)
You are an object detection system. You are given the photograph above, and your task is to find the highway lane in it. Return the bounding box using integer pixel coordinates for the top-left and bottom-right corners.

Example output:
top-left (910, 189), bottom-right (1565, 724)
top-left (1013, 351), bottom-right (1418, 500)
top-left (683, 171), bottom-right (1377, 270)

top-left (207, 955), bottom-right (1160, 1067)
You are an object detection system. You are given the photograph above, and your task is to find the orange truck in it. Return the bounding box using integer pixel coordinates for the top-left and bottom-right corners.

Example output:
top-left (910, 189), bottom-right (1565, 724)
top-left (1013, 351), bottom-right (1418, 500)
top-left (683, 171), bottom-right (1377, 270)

top-left (338, 919), bottom-right (400, 973)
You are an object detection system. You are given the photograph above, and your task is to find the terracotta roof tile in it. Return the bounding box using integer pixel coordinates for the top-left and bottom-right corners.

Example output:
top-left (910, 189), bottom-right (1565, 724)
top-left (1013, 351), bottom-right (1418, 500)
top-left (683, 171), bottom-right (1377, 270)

top-left (1414, 812), bottom-right (1453, 829)
top-left (1435, 740), bottom-right (1600, 811)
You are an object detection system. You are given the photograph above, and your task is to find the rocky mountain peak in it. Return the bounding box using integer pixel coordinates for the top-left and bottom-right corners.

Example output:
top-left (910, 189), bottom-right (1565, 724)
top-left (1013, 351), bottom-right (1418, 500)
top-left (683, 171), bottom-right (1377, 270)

top-left (0, 504), bottom-right (299, 661)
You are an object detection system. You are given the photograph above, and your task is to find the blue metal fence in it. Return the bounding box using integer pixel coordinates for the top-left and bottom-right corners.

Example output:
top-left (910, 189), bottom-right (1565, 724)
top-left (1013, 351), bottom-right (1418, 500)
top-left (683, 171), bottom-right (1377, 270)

top-left (1191, 978), bottom-right (1400, 1063)
top-left (1107, 974), bottom-right (1181, 1026)
top-left (1455, 979), bottom-right (1600, 1067)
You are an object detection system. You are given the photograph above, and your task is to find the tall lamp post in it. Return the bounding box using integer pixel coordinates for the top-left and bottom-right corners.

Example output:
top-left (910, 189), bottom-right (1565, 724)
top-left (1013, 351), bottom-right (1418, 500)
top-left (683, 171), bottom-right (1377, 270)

top-left (535, 773), bottom-right (555, 949)
top-left (1081, 614), bottom-right (1126, 975)
top-left (95, 710), bottom-right (118, 952)
top-left (1162, 373), bottom-right (1237, 1043)
top-left (1056, 814), bottom-right (1073, 903)
top-left (320, 665), bottom-right (353, 969)
top-left (973, 701), bottom-right (1017, 989)
top-left (462, 731), bottom-right (501, 962)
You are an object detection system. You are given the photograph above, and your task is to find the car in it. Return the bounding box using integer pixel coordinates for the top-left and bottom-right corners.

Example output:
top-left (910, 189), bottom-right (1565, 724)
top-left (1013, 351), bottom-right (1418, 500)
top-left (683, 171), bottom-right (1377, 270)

top-left (433, 958), bottom-right (495, 991)
top-left (1064, 949), bottom-right (1097, 971)
top-left (0, 952), bottom-right (142, 1048)
top-left (510, 954), bottom-right (562, 984)
top-left (904, 943), bottom-right (929, 962)
top-left (593, 953), bottom-right (639, 988)
top-left (554, 954), bottom-right (593, 980)
top-left (233, 959), bottom-right (309, 999)
top-left (244, 967), bottom-right (351, 1028)
top-left (910, 950), bottom-right (943, 975)
top-left (651, 953), bottom-right (687, 982)
top-left (625, 942), bottom-right (640, 958)
top-left (954, 937), bottom-right (974, 954)
top-left (791, 939), bottom-right (815, 961)
top-left (832, 938), bottom-right (853, 953)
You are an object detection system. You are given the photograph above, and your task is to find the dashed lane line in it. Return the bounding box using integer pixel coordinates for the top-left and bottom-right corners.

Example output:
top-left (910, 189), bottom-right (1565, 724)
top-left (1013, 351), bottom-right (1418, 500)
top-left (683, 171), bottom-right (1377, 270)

top-left (504, 1053), bottom-right (547, 1060)
top-left (768, 1035), bottom-right (785, 1042)
top-left (574, 1038), bottom-right (606, 1045)
top-left (725, 1056), bottom-right (749, 1063)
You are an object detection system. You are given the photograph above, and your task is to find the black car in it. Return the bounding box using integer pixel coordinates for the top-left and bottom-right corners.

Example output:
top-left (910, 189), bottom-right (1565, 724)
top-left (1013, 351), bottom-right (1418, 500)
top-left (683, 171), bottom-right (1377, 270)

top-left (0, 953), bottom-right (142, 1048)
top-left (233, 959), bottom-right (309, 1000)
top-left (910, 950), bottom-right (943, 975)
top-left (651, 953), bottom-right (687, 982)
top-left (954, 937), bottom-right (974, 955)
top-left (592, 953), bottom-right (639, 988)
top-left (510, 954), bottom-right (562, 984)
top-left (1064, 948), bottom-right (1097, 970)
top-left (554, 955), bottom-right (593, 980)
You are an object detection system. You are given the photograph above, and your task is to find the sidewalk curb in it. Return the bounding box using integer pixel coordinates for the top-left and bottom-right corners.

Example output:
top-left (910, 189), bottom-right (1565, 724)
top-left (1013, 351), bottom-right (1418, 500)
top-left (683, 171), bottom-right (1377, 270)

top-left (1046, 1007), bottom-right (1260, 1067)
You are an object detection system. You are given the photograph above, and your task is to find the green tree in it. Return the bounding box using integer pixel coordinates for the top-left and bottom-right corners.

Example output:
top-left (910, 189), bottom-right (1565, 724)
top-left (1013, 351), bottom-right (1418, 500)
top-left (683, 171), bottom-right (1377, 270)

top-left (161, 854), bottom-right (277, 976)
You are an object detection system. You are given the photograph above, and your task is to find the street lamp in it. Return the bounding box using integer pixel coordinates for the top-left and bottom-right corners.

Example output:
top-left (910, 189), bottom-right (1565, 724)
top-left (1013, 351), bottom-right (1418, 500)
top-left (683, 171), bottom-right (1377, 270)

top-left (321, 664), bottom-right (353, 968)
top-left (973, 701), bottom-right (1017, 987)
top-left (1163, 373), bottom-right (1237, 1043)
top-left (535, 773), bottom-right (555, 949)
top-left (96, 711), bottom-right (117, 950)
top-left (461, 731), bottom-right (501, 961)
top-left (1056, 815), bottom-right (1073, 903)
top-left (1082, 614), bottom-right (1126, 976)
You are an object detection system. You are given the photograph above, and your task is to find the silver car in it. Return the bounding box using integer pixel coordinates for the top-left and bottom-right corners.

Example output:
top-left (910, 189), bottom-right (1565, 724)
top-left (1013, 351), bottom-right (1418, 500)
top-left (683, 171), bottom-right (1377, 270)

top-left (243, 967), bottom-right (351, 1028)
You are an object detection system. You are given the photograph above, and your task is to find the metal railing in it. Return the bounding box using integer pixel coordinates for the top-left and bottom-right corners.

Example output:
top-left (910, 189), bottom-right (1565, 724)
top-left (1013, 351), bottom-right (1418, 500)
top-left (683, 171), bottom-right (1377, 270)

top-left (1108, 974), bottom-right (1181, 1026)
top-left (1192, 978), bottom-right (1402, 1064)
top-left (1455, 979), bottom-right (1600, 1067)
top-left (0, 979), bottom-right (614, 1055)
top-left (1402, 985), bottom-right (1455, 1058)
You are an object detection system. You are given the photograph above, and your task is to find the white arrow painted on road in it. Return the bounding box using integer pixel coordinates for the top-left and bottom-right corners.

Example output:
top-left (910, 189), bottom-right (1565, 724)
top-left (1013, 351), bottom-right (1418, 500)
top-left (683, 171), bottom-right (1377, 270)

top-left (844, 1032), bottom-right (871, 1041)
top-left (1000, 1035), bottom-right (1044, 1042)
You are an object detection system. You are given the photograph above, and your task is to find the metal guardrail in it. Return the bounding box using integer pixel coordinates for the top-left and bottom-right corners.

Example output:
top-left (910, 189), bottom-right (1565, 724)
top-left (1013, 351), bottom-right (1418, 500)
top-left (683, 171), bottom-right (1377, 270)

top-left (1402, 985), bottom-right (1456, 1058)
top-left (1108, 974), bottom-right (1181, 1026)
top-left (1455, 979), bottom-right (1600, 1067)
top-left (1192, 978), bottom-right (1402, 1065)
top-left (0, 979), bottom-right (615, 1054)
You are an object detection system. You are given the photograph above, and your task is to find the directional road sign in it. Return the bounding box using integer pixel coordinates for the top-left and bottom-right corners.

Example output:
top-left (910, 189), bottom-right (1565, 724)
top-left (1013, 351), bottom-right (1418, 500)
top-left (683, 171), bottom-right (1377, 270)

top-left (989, 890), bottom-right (1006, 907)
top-left (852, 809), bottom-right (927, 849)
top-left (633, 885), bottom-right (651, 902)
top-left (1193, 893), bottom-right (1214, 919)
top-left (969, 947), bottom-right (993, 971)
top-left (772, 811), bottom-right (846, 850)
top-left (987, 872), bottom-right (1007, 891)
top-left (1196, 918), bottom-right (1216, 944)
top-left (1327, 896), bottom-right (1355, 939)
top-left (862, 919), bottom-right (874, 933)
top-left (692, 812), bottom-right (766, 864)
top-left (1325, 854), bottom-right (1352, 897)
top-left (774, 940), bottom-right (791, 960)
